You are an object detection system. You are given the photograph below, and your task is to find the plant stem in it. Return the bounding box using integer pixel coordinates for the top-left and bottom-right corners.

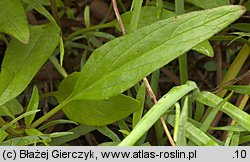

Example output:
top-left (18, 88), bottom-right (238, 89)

top-left (175, 0), bottom-right (188, 84)
top-left (66, 22), bottom-right (115, 41)
top-left (50, 0), bottom-right (61, 27)
top-left (0, 117), bottom-right (24, 135)
top-left (30, 99), bottom-right (70, 128)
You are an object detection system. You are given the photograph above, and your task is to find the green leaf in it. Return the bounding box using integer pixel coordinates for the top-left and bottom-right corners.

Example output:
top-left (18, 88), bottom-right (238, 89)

top-left (50, 125), bottom-right (96, 146)
top-left (133, 82), bottom-right (146, 128)
top-left (24, 86), bottom-right (39, 126)
top-left (26, 0), bottom-right (59, 29)
top-left (0, 0), bottom-right (29, 43)
top-left (0, 132), bottom-right (72, 146)
top-left (194, 91), bottom-right (250, 131)
top-left (186, 0), bottom-right (230, 9)
top-left (230, 23), bottom-right (250, 32)
top-left (223, 85), bottom-right (250, 95)
top-left (38, 119), bottom-right (78, 131)
top-left (56, 72), bottom-right (140, 126)
top-left (192, 40), bottom-right (214, 57)
top-left (0, 23), bottom-right (60, 107)
top-left (0, 110), bottom-right (40, 132)
top-left (72, 5), bottom-right (244, 100)
top-left (97, 126), bottom-right (121, 142)
top-left (176, 97), bottom-right (189, 146)
top-left (167, 115), bottom-right (219, 146)
top-left (0, 99), bottom-right (23, 118)
top-left (119, 81), bottom-right (197, 146)
top-left (0, 135), bottom-right (50, 146)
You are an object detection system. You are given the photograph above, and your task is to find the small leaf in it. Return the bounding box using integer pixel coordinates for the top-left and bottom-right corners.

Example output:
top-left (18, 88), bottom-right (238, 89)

top-left (24, 86), bottom-right (39, 126)
top-left (230, 23), bottom-right (250, 32)
top-left (192, 40), bottom-right (214, 57)
top-left (0, 99), bottom-right (23, 118)
top-left (56, 72), bottom-right (140, 126)
top-left (0, 23), bottom-right (60, 107)
top-left (223, 85), bottom-right (250, 95)
top-left (72, 5), bottom-right (245, 100)
top-left (186, 0), bottom-right (230, 9)
top-left (0, 0), bottom-right (29, 43)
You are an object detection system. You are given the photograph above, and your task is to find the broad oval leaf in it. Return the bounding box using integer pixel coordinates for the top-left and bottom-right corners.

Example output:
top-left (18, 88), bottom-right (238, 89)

top-left (0, 0), bottom-right (29, 43)
top-left (186, 0), bottom-right (230, 9)
top-left (56, 72), bottom-right (140, 126)
top-left (71, 5), bottom-right (245, 100)
top-left (0, 23), bottom-right (60, 107)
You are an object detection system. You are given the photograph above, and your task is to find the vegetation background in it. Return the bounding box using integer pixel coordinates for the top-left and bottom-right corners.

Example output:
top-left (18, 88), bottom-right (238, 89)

top-left (0, 0), bottom-right (249, 146)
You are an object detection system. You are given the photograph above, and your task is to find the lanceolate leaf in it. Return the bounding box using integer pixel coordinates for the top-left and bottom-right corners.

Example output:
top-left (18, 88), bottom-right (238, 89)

top-left (0, 24), bottom-right (60, 107)
top-left (0, 0), bottom-right (29, 43)
top-left (55, 72), bottom-right (140, 126)
top-left (24, 86), bottom-right (40, 126)
top-left (117, 6), bottom-right (212, 57)
top-left (71, 5), bottom-right (244, 100)
top-left (186, 0), bottom-right (230, 9)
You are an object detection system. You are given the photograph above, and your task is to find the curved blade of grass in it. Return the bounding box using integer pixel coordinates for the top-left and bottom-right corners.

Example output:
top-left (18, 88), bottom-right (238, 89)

top-left (194, 91), bottom-right (250, 131)
top-left (37, 119), bottom-right (78, 131)
top-left (223, 85), bottom-right (250, 95)
top-left (97, 126), bottom-right (121, 142)
top-left (176, 97), bottom-right (189, 146)
top-left (0, 0), bottom-right (29, 43)
top-left (72, 5), bottom-right (245, 100)
top-left (167, 115), bottom-right (219, 146)
top-left (118, 81), bottom-right (197, 146)
top-left (133, 82), bottom-right (146, 128)
top-left (24, 86), bottom-right (39, 126)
